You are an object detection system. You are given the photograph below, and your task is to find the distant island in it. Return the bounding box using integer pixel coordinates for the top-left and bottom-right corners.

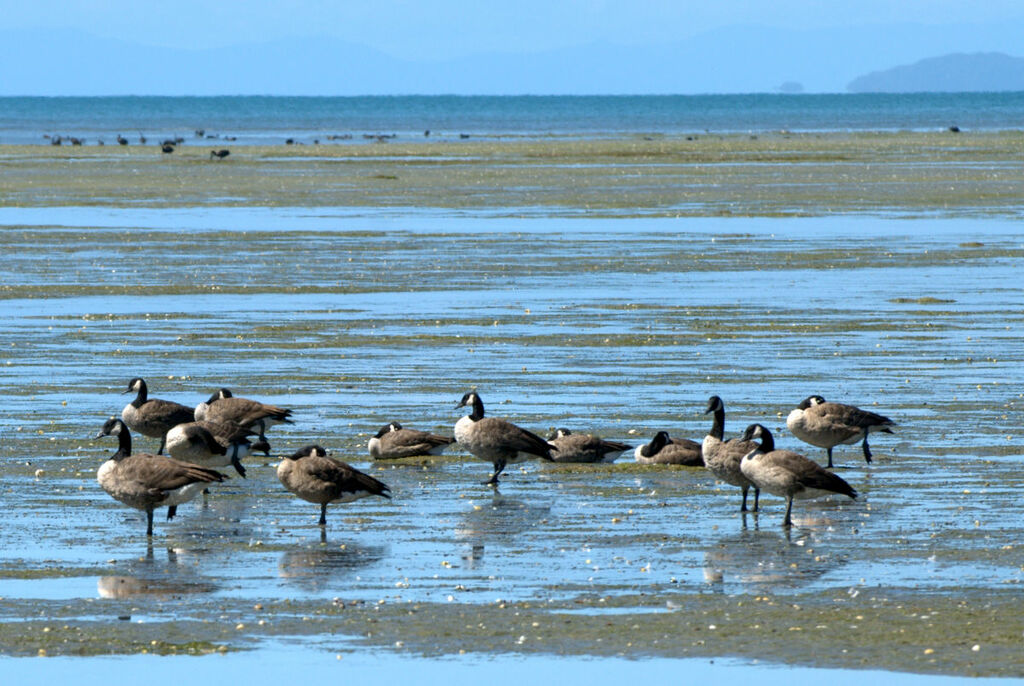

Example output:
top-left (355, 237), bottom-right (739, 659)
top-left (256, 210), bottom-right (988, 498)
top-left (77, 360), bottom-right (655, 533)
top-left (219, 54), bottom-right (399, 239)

top-left (848, 52), bottom-right (1024, 92)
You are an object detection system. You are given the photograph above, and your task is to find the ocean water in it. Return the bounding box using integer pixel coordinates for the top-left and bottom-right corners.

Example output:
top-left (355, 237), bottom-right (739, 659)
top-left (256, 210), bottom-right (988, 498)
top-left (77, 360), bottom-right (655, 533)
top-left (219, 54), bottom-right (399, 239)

top-left (1, 92), bottom-right (1023, 145)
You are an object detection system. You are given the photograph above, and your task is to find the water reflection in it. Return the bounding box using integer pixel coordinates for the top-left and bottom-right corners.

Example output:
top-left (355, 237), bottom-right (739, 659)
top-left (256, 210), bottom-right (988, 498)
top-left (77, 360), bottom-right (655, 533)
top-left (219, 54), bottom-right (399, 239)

top-left (278, 540), bottom-right (387, 592)
top-left (702, 521), bottom-right (847, 592)
top-left (97, 545), bottom-right (218, 598)
top-left (455, 492), bottom-right (551, 566)
top-left (97, 575), bottom-right (217, 598)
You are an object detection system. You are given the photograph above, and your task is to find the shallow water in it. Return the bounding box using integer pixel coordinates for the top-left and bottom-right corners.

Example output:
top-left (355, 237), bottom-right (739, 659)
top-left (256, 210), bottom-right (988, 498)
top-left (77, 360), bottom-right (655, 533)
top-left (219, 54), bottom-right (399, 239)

top-left (1, 210), bottom-right (1023, 676)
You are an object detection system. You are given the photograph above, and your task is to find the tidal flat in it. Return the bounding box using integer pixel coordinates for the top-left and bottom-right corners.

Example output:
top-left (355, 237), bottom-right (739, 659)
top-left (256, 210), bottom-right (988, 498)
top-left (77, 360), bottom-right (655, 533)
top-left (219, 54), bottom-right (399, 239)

top-left (0, 134), bottom-right (1023, 678)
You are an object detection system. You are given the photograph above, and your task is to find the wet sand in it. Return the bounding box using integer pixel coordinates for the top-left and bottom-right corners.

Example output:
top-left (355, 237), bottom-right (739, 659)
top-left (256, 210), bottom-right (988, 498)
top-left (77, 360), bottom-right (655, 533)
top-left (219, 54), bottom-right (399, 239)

top-left (0, 133), bottom-right (1023, 677)
top-left (1, 131), bottom-right (1023, 215)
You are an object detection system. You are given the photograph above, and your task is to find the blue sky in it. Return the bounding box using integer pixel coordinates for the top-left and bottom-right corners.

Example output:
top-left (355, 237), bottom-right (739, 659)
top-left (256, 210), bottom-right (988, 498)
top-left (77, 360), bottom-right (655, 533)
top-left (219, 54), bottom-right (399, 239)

top-left (7, 0), bottom-right (1024, 58)
top-left (3, 1), bottom-right (1023, 94)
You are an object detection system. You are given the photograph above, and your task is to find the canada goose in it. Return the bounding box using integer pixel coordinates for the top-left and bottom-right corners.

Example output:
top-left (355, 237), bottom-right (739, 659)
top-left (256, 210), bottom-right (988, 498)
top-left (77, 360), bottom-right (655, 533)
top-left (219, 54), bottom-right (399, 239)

top-left (95, 418), bottom-right (227, 536)
top-left (367, 421), bottom-right (454, 460)
top-left (739, 424), bottom-right (857, 527)
top-left (701, 395), bottom-right (760, 511)
top-left (194, 388), bottom-right (292, 450)
top-left (786, 395), bottom-right (895, 468)
top-left (121, 377), bottom-right (196, 454)
top-left (210, 149), bottom-right (230, 159)
top-left (634, 431), bottom-right (703, 466)
top-left (161, 144), bottom-right (174, 153)
top-left (545, 428), bottom-right (632, 463)
top-left (454, 391), bottom-right (556, 486)
top-left (276, 445), bottom-right (391, 525)
top-left (164, 420), bottom-right (256, 476)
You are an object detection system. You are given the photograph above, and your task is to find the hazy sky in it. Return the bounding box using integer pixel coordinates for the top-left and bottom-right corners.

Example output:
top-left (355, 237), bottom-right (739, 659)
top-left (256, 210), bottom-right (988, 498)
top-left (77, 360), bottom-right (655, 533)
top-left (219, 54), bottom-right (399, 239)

top-left (8, 0), bottom-right (1024, 59)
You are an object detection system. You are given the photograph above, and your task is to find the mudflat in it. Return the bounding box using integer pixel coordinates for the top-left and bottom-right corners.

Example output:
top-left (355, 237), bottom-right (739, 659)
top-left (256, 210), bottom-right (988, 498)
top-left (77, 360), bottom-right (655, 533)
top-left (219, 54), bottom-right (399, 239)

top-left (2, 130), bottom-right (1023, 214)
top-left (1, 130), bottom-right (1023, 678)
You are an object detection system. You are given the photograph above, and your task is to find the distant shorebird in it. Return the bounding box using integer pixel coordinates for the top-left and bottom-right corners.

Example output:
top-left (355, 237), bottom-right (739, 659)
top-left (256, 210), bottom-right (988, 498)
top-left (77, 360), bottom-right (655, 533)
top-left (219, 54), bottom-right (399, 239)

top-left (210, 149), bottom-right (230, 159)
top-left (454, 391), bottom-right (555, 486)
top-left (368, 421), bottom-right (454, 460)
top-left (786, 395), bottom-right (895, 468)
top-left (739, 424), bottom-right (857, 527)
top-left (161, 144), bottom-right (174, 153)
top-left (164, 420), bottom-right (256, 476)
top-left (545, 428), bottom-right (631, 463)
top-left (117, 135), bottom-right (128, 145)
top-left (120, 377), bottom-right (195, 454)
top-left (634, 430), bottom-right (703, 466)
top-left (701, 395), bottom-right (760, 511)
top-left (194, 387), bottom-right (291, 451)
top-left (95, 418), bottom-right (227, 536)
top-left (277, 445), bottom-right (391, 526)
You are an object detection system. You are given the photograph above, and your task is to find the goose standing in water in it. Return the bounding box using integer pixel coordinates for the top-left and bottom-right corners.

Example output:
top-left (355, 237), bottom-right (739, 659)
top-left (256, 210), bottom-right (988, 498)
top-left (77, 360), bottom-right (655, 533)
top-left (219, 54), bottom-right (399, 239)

top-left (195, 388), bottom-right (292, 452)
top-left (701, 395), bottom-right (760, 511)
top-left (546, 428), bottom-right (631, 463)
top-left (634, 430), bottom-right (703, 466)
top-left (95, 418), bottom-right (227, 536)
top-left (786, 395), bottom-right (895, 468)
top-left (120, 377), bottom-right (196, 454)
top-left (164, 420), bottom-right (258, 476)
top-left (739, 424), bottom-right (857, 527)
top-left (276, 445), bottom-right (391, 525)
top-left (367, 421), bottom-right (454, 459)
top-left (454, 391), bottom-right (556, 486)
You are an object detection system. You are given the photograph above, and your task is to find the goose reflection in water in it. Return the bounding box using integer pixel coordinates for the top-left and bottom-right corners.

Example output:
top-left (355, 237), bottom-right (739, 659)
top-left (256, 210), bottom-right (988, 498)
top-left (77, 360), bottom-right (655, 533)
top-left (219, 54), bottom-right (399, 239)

top-left (278, 540), bottom-right (386, 592)
top-left (455, 492), bottom-right (551, 566)
top-left (98, 575), bottom-right (217, 599)
top-left (98, 545), bottom-right (217, 598)
top-left (702, 514), bottom-right (848, 592)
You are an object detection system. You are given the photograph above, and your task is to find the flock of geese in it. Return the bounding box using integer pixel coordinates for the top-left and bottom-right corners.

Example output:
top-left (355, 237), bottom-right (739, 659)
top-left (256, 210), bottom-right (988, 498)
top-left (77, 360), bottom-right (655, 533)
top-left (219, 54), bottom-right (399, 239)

top-left (93, 379), bottom-right (896, 536)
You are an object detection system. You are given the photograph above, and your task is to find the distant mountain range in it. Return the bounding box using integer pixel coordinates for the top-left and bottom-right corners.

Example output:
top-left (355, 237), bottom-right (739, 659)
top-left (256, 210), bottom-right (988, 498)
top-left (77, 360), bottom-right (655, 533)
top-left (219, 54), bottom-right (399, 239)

top-left (848, 52), bottom-right (1024, 92)
top-left (2, 23), bottom-right (1024, 95)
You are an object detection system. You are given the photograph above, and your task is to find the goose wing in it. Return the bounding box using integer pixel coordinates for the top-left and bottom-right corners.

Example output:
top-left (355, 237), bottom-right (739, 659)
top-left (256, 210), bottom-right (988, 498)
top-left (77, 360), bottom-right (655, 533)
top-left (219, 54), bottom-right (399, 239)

top-left (479, 417), bottom-right (554, 459)
top-left (820, 402), bottom-right (894, 432)
top-left (305, 456), bottom-right (392, 499)
top-left (391, 428), bottom-right (454, 451)
top-left (767, 450), bottom-right (857, 498)
top-left (119, 454), bottom-right (226, 495)
top-left (207, 397), bottom-right (293, 427)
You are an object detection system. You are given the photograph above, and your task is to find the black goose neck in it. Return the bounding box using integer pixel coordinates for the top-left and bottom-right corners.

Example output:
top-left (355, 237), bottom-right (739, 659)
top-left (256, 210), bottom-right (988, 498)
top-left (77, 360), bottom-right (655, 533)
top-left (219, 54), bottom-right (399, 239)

top-left (643, 432), bottom-right (667, 457)
top-left (757, 426), bottom-right (775, 452)
top-left (468, 395), bottom-right (485, 421)
top-left (131, 380), bottom-right (148, 408)
top-left (709, 407), bottom-right (725, 440)
top-left (113, 424), bottom-right (132, 459)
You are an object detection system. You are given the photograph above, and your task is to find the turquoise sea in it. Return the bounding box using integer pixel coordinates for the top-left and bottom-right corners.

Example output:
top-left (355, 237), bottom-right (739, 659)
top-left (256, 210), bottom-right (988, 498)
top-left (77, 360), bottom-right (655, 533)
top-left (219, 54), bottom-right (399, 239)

top-left (2, 92), bottom-right (1023, 145)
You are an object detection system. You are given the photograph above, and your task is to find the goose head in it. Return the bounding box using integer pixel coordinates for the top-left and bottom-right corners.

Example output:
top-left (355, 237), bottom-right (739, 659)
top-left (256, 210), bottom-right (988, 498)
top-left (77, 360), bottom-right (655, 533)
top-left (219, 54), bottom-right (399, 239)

top-left (797, 395), bottom-right (826, 410)
top-left (287, 445), bottom-right (330, 460)
top-left (704, 395), bottom-right (724, 414)
top-left (96, 417), bottom-right (126, 439)
top-left (124, 377), bottom-right (146, 395)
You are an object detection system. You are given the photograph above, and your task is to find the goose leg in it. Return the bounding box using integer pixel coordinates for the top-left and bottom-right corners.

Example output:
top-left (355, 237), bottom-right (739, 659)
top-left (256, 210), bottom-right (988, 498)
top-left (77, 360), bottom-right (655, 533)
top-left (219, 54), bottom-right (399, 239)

top-left (157, 436), bottom-right (167, 455)
top-left (230, 444), bottom-right (247, 477)
top-left (484, 459), bottom-right (507, 487)
top-left (782, 497), bottom-right (794, 528)
top-left (146, 508), bottom-right (155, 536)
top-left (752, 487), bottom-right (760, 512)
top-left (826, 447), bottom-right (834, 469)
top-left (740, 485), bottom-right (749, 512)
top-left (319, 503), bottom-right (328, 526)
top-left (861, 436), bottom-right (874, 464)
top-left (166, 505), bottom-right (177, 521)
